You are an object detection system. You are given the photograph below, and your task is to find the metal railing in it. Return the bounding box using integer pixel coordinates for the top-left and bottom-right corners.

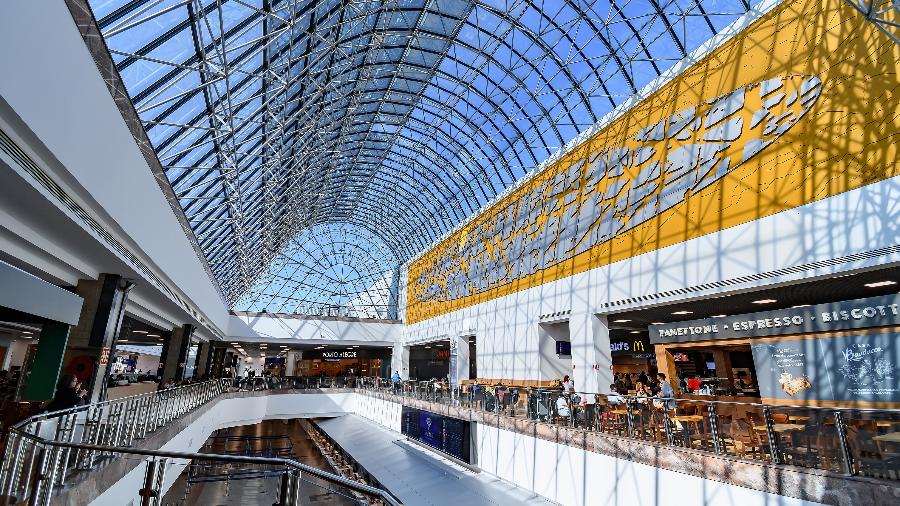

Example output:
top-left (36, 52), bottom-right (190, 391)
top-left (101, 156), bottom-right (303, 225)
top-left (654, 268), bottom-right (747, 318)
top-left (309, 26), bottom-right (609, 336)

top-left (0, 379), bottom-right (402, 506)
top-left (7, 374), bottom-right (896, 504)
top-left (353, 378), bottom-right (900, 482)
top-left (242, 375), bottom-right (900, 482)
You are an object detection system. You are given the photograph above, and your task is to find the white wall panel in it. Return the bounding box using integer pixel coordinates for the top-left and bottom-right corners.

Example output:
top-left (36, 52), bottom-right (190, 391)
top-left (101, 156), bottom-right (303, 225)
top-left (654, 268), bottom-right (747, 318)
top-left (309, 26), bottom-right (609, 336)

top-left (406, 176), bottom-right (900, 386)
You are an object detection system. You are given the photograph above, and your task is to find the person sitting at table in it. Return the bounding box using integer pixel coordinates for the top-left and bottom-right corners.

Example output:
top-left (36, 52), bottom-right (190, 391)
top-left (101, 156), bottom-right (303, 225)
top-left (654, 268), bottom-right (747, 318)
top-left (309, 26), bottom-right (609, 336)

top-left (608, 384), bottom-right (625, 405)
top-left (633, 381), bottom-right (649, 404)
top-left (555, 393), bottom-right (571, 419)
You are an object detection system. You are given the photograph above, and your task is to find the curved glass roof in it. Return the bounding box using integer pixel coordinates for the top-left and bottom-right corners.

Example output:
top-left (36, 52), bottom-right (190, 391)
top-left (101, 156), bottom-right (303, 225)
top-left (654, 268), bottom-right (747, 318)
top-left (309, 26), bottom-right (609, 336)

top-left (87, 0), bottom-right (763, 315)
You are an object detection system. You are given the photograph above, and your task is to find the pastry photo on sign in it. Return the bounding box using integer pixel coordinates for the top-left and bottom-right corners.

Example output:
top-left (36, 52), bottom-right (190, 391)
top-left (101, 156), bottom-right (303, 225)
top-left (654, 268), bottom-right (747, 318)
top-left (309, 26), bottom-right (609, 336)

top-left (779, 372), bottom-right (812, 397)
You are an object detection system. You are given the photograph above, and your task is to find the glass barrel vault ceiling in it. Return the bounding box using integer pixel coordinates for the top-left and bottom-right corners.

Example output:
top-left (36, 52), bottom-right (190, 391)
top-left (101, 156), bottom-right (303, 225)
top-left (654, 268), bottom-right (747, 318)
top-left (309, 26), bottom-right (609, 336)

top-left (87, 0), bottom-right (764, 317)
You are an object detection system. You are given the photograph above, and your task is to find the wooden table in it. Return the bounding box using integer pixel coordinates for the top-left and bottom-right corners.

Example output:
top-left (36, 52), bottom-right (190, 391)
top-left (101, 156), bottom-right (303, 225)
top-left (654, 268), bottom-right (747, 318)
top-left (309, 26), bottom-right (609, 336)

top-left (671, 415), bottom-right (704, 422)
top-left (788, 415), bottom-right (811, 422)
top-left (753, 423), bottom-right (805, 433)
top-left (875, 420), bottom-right (900, 428)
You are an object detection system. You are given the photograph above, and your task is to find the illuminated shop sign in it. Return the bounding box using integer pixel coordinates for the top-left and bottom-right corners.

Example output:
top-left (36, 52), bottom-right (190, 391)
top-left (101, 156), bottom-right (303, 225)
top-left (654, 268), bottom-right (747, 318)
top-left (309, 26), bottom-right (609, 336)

top-left (406, 0), bottom-right (900, 324)
top-left (321, 351), bottom-right (357, 359)
top-left (651, 294), bottom-right (900, 344)
top-left (610, 336), bottom-right (652, 355)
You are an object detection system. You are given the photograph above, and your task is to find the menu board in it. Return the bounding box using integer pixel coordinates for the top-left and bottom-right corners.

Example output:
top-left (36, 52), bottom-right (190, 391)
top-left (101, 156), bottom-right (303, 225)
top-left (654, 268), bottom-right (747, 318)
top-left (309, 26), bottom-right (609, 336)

top-left (751, 331), bottom-right (900, 404)
top-left (401, 407), bottom-right (471, 463)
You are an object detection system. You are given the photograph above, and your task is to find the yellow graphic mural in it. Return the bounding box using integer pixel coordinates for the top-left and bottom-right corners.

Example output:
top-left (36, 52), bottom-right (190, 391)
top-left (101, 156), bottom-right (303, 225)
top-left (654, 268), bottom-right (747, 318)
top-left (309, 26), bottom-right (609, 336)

top-left (407, 0), bottom-right (900, 324)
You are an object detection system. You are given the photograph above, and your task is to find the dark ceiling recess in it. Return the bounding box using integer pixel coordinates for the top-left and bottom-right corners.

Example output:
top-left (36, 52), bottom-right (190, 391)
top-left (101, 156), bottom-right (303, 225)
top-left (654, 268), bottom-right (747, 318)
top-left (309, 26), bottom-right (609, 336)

top-left (607, 266), bottom-right (900, 331)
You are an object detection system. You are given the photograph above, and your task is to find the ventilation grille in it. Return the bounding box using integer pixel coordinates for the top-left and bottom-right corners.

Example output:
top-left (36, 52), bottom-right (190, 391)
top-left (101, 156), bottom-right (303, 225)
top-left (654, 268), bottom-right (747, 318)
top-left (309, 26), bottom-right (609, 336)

top-left (599, 244), bottom-right (900, 309)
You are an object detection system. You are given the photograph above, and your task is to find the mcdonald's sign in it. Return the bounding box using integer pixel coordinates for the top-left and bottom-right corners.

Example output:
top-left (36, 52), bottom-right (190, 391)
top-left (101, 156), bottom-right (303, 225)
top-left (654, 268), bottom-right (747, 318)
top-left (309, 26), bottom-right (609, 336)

top-left (610, 336), bottom-right (651, 356)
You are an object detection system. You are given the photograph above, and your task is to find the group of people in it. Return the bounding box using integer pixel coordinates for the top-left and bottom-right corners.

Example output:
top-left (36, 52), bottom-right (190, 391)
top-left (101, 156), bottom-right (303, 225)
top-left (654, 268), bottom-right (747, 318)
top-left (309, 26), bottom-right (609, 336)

top-left (608, 372), bottom-right (675, 410)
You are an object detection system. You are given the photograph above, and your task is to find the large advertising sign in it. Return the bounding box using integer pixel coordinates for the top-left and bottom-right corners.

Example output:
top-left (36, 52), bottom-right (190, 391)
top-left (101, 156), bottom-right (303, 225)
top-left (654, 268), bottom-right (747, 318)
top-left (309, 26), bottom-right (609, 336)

top-left (751, 332), bottom-right (900, 406)
top-left (400, 406), bottom-right (472, 463)
top-left (406, 0), bottom-right (900, 324)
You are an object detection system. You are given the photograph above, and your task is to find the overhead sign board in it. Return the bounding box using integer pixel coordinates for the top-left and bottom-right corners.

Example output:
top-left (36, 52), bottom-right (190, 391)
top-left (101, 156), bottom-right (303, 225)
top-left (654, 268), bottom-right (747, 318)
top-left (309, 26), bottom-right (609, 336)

top-left (650, 294), bottom-right (900, 344)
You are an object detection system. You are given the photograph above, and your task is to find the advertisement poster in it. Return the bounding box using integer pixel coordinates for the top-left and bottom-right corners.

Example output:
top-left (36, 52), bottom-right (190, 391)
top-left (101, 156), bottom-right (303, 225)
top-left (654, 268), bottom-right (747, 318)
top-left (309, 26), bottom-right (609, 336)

top-left (751, 332), bottom-right (899, 404)
top-left (400, 406), bottom-right (472, 463)
top-left (419, 412), bottom-right (443, 447)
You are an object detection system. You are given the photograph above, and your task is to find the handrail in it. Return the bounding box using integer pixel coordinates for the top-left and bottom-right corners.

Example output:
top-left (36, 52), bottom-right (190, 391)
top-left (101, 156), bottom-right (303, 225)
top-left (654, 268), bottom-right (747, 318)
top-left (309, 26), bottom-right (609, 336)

top-left (10, 430), bottom-right (402, 506)
top-left (0, 378), bottom-right (403, 506)
top-left (11, 379), bottom-right (230, 429)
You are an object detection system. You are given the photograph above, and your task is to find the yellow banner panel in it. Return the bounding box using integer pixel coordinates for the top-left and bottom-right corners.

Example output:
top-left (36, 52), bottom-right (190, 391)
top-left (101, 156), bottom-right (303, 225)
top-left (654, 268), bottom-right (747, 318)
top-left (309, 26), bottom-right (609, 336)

top-left (406, 0), bottom-right (900, 324)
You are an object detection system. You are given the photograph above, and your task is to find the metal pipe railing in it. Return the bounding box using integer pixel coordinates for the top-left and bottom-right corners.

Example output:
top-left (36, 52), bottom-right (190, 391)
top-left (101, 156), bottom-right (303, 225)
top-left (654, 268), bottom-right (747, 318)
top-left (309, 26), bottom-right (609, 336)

top-left (0, 378), bottom-right (403, 506)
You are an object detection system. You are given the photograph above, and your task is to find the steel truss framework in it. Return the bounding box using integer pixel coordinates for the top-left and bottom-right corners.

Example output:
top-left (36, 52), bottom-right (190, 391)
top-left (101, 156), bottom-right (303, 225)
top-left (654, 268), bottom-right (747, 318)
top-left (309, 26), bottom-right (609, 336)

top-left (87, 0), bottom-right (768, 315)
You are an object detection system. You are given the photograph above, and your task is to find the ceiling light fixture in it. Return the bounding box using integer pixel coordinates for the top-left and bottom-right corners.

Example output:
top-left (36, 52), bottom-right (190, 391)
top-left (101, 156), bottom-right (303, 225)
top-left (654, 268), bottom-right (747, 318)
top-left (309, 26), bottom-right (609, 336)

top-left (711, 314), bottom-right (727, 318)
top-left (612, 319), bottom-right (631, 323)
top-left (630, 331), bottom-right (641, 334)
top-left (651, 322), bottom-right (665, 325)
top-left (865, 281), bottom-right (896, 288)
top-left (752, 299), bottom-right (777, 304)
top-left (791, 304), bottom-right (811, 308)
top-left (671, 310), bottom-right (693, 315)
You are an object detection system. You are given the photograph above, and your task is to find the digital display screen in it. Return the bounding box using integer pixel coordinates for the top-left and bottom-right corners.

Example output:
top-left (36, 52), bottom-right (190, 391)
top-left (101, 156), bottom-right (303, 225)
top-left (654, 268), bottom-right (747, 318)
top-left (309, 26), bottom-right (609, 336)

top-left (401, 407), bottom-right (471, 463)
top-left (556, 341), bottom-right (571, 356)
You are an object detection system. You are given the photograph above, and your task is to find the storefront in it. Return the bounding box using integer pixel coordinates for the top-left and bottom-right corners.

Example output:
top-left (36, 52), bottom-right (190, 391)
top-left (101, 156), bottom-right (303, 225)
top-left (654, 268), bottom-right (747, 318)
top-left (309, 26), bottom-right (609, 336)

top-left (408, 344), bottom-right (451, 380)
top-left (295, 347), bottom-right (392, 378)
top-left (651, 293), bottom-right (900, 407)
top-left (609, 332), bottom-right (656, 377)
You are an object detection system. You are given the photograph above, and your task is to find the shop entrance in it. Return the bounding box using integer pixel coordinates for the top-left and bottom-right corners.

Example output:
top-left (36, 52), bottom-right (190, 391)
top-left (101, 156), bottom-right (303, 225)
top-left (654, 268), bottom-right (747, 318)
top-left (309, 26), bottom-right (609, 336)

top-left (662, 343), bottom-right (760, 398)
top-left (408, 340), bottom-right (450, 381)
top-left (295, 346), bottom-right (392, 378)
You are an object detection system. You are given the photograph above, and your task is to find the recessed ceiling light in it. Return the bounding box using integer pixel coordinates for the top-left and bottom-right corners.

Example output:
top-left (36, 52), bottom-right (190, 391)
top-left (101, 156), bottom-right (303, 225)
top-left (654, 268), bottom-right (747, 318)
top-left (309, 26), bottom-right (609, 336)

top-left (424, 346), bottom-right (431, 349)
top-left (612, 319), bottom-right (631, 323)
top-left (711, 314), bottom-right (727, 318)
top-left (865, 281), bottom-right (896, 288)
top-left (230, 342), bottom-right (239, 345)
top-left (651, 322), bottom-right (665, 325)
top-left (148, 334), bottom-right (160, 338)
top-left (629, 331), bottom-right (641, 334)
top-left (752, 299), bottom-right (777, 304)
top-left (791, 304), bottom-right (811, 308)
top-left (672, 310), bottom-right (693, 315)
top-left (133, 330), bottom-right (147, 334)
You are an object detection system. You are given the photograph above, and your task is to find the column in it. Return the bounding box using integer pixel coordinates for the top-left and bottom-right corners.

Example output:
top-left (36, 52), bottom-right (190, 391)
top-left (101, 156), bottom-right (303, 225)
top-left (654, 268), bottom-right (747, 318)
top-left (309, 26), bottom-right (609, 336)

top-left (158, 324), bottom-right (194, 386)
top-left (569, 311), bottom-right (612, 393)
top-left (391, 341), bottom-right (409, 380)
top-left (210, 343), bottom-right (227, 378)
top-left (65, 273), bottom-right (134, 403)
top-left (20, 322), bottom-right (71, 401)
top-left (193, 341), bottom-right (206, 379)
top-left (285, 351), bottom-right (300, 376)
top-left (449, 335), bottom-right (470, 387)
